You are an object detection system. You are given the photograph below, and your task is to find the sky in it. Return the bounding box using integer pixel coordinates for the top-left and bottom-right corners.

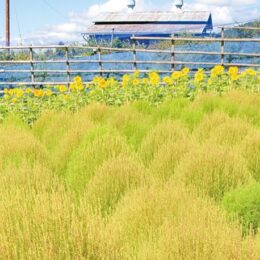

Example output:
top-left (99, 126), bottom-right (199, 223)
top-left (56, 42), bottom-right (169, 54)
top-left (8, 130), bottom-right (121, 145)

top-left (0, 0), bottom-right (259, 44)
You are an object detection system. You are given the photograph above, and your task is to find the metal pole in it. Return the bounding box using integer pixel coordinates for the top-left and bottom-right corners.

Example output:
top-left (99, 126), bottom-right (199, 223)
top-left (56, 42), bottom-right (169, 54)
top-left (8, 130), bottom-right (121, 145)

top-left (6, 0), bottom-right (10, 47)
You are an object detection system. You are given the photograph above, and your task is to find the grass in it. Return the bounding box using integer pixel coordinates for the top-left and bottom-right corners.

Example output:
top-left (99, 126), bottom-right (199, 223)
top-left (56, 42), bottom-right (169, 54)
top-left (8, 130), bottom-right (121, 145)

top-left (0, 90), bottom-right (259, 259)
top-left (103, 182), bottom-right (256, 259)
top-left (149, 138), bottom-right (196, 181)
top-left (84, 155), bottom-right (149, 215)
top-left (138, 120), bottom-right (189, 165)
top-left (222, 182), bottom-right (260, 234)
top-left (64, 126), bottom-right (131, 194)
top-left (174, 143), bottom-right (252, 201)
top-left (241, 131), bottom-right (260, 181)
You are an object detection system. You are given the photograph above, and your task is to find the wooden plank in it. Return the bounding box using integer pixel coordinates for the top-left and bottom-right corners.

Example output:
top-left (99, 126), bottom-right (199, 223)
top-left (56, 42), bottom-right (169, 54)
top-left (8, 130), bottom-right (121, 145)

top-left (1, 51), bottom-right (260, 67)
top-left (0, 35), bottom-right (260, 52)
top-left (132, 35), bottom-right (137, 71)
top-left (65, 47), bottom-right (70, 86)
top-left (97, 47), bottom-right (103, 76)
top-left (171, 36), bottom-right (175, 71)
top-left (221, 28), bottom-right (225, 66)
top-left (131, 36), bottom-right (260, 42)
top-left (0, 82), bottom-right (69, 85)
top-left (29, 47), bottom-right (35, 85)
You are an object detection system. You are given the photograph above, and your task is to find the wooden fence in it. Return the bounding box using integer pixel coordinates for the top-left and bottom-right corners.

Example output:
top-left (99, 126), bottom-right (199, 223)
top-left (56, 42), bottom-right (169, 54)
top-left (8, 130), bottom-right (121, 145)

top-left (0, 26), bottom-right (260, 87)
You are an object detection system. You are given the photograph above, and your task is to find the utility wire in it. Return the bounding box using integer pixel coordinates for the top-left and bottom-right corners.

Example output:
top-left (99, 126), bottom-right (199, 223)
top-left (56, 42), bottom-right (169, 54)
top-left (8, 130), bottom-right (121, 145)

top-left (13, 0), bottom-right (23, 45)
top-left (40, 0), bottom-right (68, 20)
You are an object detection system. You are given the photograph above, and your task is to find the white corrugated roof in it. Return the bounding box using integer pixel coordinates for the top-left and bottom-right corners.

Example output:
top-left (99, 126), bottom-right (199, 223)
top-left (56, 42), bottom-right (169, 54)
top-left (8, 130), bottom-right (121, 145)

top-left (94, 11), bottom-right (211, 23)
top-left (87, 23), bottom-right (205, 34)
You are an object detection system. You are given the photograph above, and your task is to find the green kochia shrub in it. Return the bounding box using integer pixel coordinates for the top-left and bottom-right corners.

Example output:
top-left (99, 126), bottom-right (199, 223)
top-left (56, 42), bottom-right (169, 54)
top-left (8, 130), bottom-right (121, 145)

top-left (99, 183), bottom-right (255, 259)
top-left (194, 111), bottom-right (256, 148)
top-left (33, 110), bottom-right (96, 176)
top-left (193, 111), bottom-right (230, 143)
top-left (224, 91), bottom-right (260, 126)
top-left (192, 94), bottom-right (223, 114)
top-left (78, 103), bottom-right (111, 123)
top-left (241, 131), bottom-right (260, 182)
top-left (2, 113), bottom-right (30, 130)
top-left (131, 100), bottom-right (154, 116)
top-left (0, 162), bottom-right (104, 259)
top-left (33, 105), bottom-right (109, 152)
top-left (33, 111), bottom-right (73, 151)
top-left (179, 105), bottom-right (205, 131)
top-left (192, 92), bottom-right (240, 118)
top-left (149, 138), bottom-right (197, 181)
top-left (65, 126), bottom-right (131, 194)
top-left (174, 144), bottom-right (252, 201)
top-left (50, 113), bottom-right (94, 176)
top-left (0, 125), bottom-right (49, 170)
top-left (106, 105), bottom-right (153, 150)
top-left (207, 118), bottom-right (255, 147)
top-left (255, 233), bottom-right (260, 255)
top-left (139, 120), bottom-right (189, 166)
top-left (222, 183), bottom-right (260, 234)
top-left (84, 155), bottom-right (149, 215)
top-left (150, 98), bottom-right (189, 122)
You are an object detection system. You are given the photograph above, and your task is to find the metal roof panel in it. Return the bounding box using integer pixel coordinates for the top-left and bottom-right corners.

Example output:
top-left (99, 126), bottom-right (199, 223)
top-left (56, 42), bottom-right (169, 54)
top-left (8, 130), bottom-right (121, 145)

top-left (87, 23), bottom-right (207, 34)
top-left (94, 11), bottom-right (211, 23)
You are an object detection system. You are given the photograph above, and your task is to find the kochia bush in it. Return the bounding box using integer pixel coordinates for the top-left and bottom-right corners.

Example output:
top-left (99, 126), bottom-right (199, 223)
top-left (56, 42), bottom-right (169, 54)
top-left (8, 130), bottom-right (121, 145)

top-left (174, 143), bottom-right (252, 201)
top-left (222, 183), bottom-right (260, 234)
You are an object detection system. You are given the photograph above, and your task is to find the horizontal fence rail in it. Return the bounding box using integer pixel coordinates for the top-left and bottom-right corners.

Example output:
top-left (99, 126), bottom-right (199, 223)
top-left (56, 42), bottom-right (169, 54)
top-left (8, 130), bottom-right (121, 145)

top-left (1, 26), bottom-right (260, 87)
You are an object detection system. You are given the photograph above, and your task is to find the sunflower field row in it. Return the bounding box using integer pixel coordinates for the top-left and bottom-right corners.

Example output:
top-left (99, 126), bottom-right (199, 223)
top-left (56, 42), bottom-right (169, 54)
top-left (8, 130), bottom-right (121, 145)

top-left (1, 65), bottom-right (260, 124)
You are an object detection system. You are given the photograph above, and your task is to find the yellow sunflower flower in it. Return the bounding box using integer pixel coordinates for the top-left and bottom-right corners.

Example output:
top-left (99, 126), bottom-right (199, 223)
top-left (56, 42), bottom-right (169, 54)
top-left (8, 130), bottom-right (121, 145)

top-left (26, 88), bottom-right (33, 94)
top-left (181, 67), bottom-right (190, 77)
top-left (163, 76), bottom-right (173, 85)
top-left (142, 78), bottom-right (149, 85)
top-left (245, 68), bottom-right (257, 77)
top-left (33, 89), bottom-right (44, 98)
top-left (211, 65), bottom-right (224, 77)
top-left (122, 75), bottom-right (130, 87)
top-left (98, 78), bottom-right (107, 89)
top-left (171, 71), bottom-right (182, 80)
top-left (133, 78), bottom-right (140, 86)
top-left (59, 85), bottom-right (67, 93)
top-left (228, 66), bottom-right (239, 76)
top-left (231, 74), bottom-right (239, 81)
top-left (45, 89), bottom-right (53, 96)
top-left (74, 76), bottom-right (82, 83)
top-left (15, 89), bottom-right (24, 98)
top-left (149, 71), bottom-right (160, 86)
top-left (194, 69), bottom-right (205, 83)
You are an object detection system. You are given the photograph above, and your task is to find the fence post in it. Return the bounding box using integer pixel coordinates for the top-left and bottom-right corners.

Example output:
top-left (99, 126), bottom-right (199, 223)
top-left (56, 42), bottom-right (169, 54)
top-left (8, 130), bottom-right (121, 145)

top-left (221, 27), bottom-right (225, 66)
top-left (171, 34), bottom-right (175, 71)
top-left (29, 46), bottom-right (35, 87)
top-left (65, 47), bottom-right (70, 86)
top-left (132, 35), bottom-right (137, 71)
top-left (97, 46), bottom-right (103, 76)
